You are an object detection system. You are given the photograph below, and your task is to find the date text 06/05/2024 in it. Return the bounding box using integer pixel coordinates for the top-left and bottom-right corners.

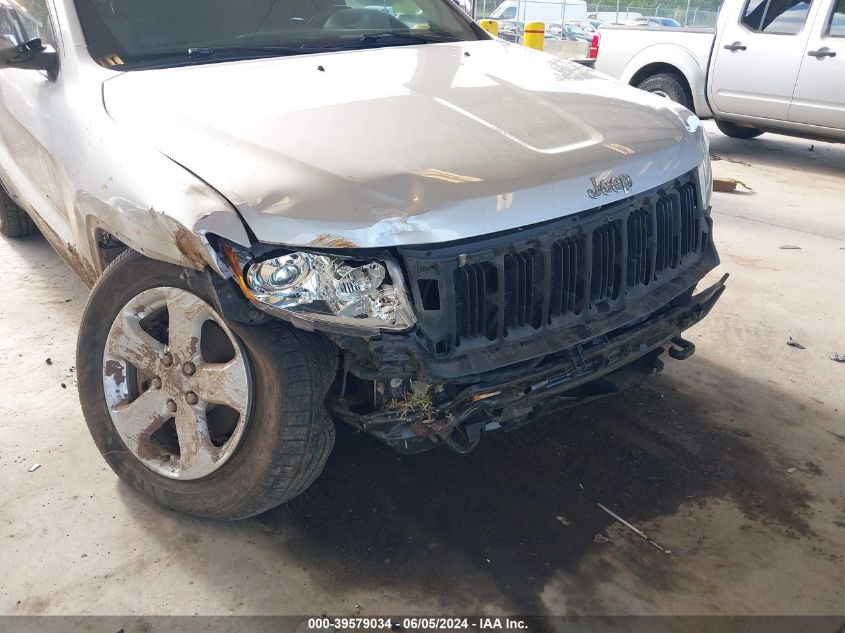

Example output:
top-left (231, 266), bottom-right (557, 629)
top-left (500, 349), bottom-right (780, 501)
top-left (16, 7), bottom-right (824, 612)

top-left (306, 618), bottom-right (529, 630)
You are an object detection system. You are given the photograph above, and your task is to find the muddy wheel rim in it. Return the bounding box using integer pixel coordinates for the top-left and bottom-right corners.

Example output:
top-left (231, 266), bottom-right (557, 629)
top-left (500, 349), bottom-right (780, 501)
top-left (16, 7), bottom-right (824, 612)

top-left (103, 287), bottom-right (251, 480)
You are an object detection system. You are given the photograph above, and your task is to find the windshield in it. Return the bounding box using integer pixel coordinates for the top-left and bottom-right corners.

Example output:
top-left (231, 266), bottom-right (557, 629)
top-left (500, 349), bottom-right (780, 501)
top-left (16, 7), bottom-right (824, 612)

top-left (74, 0), bottom-right (483, 69)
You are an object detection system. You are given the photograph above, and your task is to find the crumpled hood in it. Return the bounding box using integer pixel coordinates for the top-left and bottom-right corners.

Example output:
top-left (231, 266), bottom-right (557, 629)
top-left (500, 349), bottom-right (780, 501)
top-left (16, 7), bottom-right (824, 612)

top-left (103, 40), bottom-right (706, 248)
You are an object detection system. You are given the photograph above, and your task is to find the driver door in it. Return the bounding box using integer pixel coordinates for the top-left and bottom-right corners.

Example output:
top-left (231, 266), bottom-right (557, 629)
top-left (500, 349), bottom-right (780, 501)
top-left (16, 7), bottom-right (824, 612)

top-left (0, 0), bottom-right (68, 238)
top-left (788, 0), bottom-right (845, 128)
top-left (709, 0), bottom-right (816, 121)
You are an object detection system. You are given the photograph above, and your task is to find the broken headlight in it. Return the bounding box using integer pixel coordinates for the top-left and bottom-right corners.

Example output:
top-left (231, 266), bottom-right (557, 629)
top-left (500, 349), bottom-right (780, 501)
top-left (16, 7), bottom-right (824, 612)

top-left (244, 252), bottom-right (415, 331)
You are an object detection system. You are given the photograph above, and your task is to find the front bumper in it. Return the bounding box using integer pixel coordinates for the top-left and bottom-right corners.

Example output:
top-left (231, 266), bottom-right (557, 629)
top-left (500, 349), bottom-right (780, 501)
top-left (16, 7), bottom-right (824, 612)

top-left (329, 273), bottom-right (727, 453)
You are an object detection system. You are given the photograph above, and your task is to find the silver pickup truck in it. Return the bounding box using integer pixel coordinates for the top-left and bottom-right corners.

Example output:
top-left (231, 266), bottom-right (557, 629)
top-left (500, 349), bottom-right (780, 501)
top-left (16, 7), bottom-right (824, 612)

top-left (594, 0), bottom-right (845, 142)
top-left (1, 0), bottom-right (724, 519)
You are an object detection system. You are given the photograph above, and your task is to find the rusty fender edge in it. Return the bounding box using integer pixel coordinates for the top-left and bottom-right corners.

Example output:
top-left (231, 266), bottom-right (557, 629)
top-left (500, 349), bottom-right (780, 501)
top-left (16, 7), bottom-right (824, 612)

top-left (329, 274), bottom-right (729, 454)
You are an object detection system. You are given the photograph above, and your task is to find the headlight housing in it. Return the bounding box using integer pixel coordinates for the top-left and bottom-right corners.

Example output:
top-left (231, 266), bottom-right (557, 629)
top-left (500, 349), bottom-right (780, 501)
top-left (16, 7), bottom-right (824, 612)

top-left (243, 251), bottom-right (416, 331)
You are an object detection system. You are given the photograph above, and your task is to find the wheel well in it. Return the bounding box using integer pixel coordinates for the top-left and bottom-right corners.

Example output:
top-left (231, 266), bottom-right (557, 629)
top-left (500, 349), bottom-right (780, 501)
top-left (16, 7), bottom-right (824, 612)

top-left (94, 228), bottom-right (130, 271)
top-left (630, 63), bottom-right (692, 97)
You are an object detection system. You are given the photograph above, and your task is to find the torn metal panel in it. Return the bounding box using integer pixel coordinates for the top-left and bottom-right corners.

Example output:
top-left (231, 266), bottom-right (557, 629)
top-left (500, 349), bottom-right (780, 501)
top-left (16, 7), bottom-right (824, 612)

top-left (331, 274), bottom-right (727, 453)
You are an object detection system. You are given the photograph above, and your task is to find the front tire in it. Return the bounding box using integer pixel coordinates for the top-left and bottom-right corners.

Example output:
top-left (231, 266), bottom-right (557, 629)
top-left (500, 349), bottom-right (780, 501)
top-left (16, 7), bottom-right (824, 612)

top-left (0, 184), bottom-right (38, 237)
top-left (77, 250), bottom-right (336, 520)
top-left (715, 119), bottom-right (765, 139)
top-left (635, 72), bottom-right (694, 111)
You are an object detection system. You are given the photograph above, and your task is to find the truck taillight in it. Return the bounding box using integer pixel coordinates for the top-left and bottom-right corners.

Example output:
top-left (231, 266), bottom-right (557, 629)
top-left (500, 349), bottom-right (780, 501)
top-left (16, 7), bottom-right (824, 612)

top-left (589, 34), bottom-right (600, 59)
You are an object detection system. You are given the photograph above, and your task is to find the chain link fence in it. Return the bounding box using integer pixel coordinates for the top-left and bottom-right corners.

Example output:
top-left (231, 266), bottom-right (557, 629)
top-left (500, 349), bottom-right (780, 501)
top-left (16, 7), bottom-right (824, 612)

top-left (475, 0), bottom-right (723, 28)
top-left (586, 0), bottom-right (722, 27)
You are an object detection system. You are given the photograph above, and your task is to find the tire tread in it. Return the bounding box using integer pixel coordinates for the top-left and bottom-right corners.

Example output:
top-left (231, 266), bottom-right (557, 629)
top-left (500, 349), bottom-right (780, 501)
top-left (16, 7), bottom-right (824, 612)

top-left (78, 250), bottom-right (338, 520)
top-left (0, 187), bottom-right (38, 238)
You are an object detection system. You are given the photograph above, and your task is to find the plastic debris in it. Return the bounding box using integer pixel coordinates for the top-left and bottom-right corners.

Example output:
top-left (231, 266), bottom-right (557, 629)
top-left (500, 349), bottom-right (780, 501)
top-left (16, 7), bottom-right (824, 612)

top-left (709, 153), bottom-right (751, 167)
top-left (713, 178), bottom-right (753, 193)
top-left (597, 503), bottom-right (671, 555)
top-left (593, 533), bottom-right (612, 543)
top-left (830, 353), bottom-right (845, 364)
top-left (556, 515), bottom-right (571, 526)
top-left (787, 337), bottom-right (806, 350)
top-left (786, 467), bottom-right (797, 474)
top-left (28, 464), bottom-right (41, 473)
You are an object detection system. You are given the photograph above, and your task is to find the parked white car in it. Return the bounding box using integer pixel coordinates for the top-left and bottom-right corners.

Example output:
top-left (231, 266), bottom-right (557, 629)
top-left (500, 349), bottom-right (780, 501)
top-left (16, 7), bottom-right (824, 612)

top-left (629, 17), bottom-right (683, 28)
top-left (565, 18), bottom-right (604, 33)
top-left (595, 0), bottom-right (845, 141)
top-left (1, 0), bottom-right (725, 519)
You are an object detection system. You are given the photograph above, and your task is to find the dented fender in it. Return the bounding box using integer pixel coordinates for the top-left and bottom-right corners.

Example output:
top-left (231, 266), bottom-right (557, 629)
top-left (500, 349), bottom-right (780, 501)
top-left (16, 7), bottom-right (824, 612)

top-left (19, 56), bottom-right (253, 285)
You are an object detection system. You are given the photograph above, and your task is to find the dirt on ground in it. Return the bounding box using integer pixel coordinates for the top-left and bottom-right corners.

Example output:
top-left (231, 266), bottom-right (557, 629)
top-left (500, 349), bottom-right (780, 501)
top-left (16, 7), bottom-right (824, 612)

top-left (1, 122), bottom-right (843, 623)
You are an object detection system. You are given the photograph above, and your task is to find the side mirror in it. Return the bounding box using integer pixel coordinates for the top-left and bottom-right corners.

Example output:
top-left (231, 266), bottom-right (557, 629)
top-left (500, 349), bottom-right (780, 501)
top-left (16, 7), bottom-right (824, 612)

top-left (0, 39), bottom-right (58, 76)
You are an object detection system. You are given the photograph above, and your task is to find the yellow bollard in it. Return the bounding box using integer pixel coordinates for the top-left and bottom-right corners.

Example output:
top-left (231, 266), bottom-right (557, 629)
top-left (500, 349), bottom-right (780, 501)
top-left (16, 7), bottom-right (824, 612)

top-left (478, 19), bottom-right (499, 37)
top-left (523, 21), bottom-right (545, 51)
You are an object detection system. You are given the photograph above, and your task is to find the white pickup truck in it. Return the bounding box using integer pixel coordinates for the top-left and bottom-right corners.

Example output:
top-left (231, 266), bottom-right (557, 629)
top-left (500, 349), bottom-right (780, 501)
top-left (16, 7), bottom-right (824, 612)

top-left (594, 0), bottom-right (845, 141)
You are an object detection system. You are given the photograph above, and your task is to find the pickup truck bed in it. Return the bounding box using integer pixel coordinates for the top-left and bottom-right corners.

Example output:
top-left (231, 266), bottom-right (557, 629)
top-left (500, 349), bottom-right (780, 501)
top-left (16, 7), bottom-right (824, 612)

top-left (595, 25), bottom-right (716, 117)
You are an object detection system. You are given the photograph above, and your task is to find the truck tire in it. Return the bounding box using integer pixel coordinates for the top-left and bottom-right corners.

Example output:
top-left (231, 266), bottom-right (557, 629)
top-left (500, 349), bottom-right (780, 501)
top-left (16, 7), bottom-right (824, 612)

top-left (0, 185), bottom-right (38, 237)
top-left (77, 249), bottom-right (337, 520)
top-left (635, 73), bottom-right (693, 111)
top-left (715, 119), bottom-right (765, 140)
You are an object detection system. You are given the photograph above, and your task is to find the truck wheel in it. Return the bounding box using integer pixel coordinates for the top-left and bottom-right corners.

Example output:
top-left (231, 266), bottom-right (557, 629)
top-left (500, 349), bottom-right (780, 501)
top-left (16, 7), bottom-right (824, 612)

top-left (77, 250), bottom-right (336, 520)
top-left (715, 119), bottom-right (764, 140)
top-left (635, 73), bottom-right (693, 111)
top-left (0, 185), bottom-right (37, 237)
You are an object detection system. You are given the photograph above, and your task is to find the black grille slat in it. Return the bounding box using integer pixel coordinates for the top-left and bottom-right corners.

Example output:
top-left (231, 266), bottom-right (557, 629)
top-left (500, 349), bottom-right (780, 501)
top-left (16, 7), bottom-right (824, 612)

top-left (655, 197), bottom-right (674, 272)
top-left (679, 182), bottom-right (699, 256)
top-left (569, 239), bottom-right (579, 312)
top-left (454, 262), bottom-right (497, 340)
top-left (494, 256), bottom-right (506, 340)
top-left (592, 228), bottom-right (606, 301)
top-left (591, 222), bottom-right (621, 305)
top-left (550, 237), bottom-right (582, 317)
top-left (423, 174), bottom-right (707, 347)
top-left (454, 267), bottom-right (469, 336)
top-left (517, 253), bottom-right (528, 327)
top-left (503, 254), bottom-right (518, 330)
top-left (626, 208), bottom-right (651, 287)
top-left (670, 193), bottom-right (681, 267)
top-left (467, 266), bottom-right (479, 335)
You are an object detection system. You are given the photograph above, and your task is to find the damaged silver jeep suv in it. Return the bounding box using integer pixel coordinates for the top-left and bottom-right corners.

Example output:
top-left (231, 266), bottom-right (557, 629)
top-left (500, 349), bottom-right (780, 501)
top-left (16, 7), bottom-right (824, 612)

top-left (0, 0), bottom-right (726, 519)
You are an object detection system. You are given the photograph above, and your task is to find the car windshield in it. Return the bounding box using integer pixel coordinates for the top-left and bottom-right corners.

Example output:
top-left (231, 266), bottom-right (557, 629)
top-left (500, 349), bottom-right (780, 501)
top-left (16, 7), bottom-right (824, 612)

top-left (73, 0), bottom-right (482, 69)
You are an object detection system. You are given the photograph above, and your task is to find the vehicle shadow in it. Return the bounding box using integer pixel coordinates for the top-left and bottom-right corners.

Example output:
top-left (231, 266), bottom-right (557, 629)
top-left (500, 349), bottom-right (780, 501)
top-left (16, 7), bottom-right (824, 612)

top-left (157, 354), bottom-right (817, 616)
top-left (115, 353), bottom-right (823, 615)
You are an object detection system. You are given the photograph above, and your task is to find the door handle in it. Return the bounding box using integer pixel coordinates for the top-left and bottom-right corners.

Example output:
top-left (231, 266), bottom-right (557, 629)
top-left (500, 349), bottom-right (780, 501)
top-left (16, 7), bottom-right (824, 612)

top-left (724, 42), bottom-right (747, 51)
top-left (807, 48), bottom-right (836, 58)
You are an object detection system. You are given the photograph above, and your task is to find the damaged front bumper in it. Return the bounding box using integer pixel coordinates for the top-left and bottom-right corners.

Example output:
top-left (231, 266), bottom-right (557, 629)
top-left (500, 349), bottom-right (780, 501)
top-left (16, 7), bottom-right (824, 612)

top-left (329, 274), bottom-right (728, 453)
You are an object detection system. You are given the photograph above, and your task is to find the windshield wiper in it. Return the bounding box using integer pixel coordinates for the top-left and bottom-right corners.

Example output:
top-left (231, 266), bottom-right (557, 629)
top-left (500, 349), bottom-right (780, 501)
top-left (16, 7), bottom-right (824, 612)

top-left (120, 34), bottom-right (461, 70)
top-left (186, 46), bottom-right (306, 59)
top-left (358, 31), bottom-right (460, 44)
